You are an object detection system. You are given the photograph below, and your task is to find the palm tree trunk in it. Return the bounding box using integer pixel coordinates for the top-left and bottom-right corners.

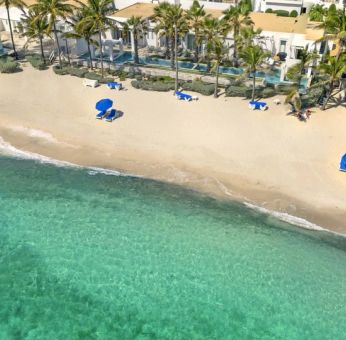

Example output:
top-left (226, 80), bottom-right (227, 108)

top-left (87, 41), bottom-right (93, 69)
top-left (174, 24), bottom-right (178, 93)
top-left (252, 69), bottom-right (256, 101)
top-left (65, 39), bottom-right (71, 66)
top-left (194, 30), bottom-right (199, 64)
top-left (206, 54), bottom-right (211, 73)
top-left (39, 35), bottom-right (45, 64)
top-left (134, 30), bottom-right (139, 64)
top-left (170, 35), bottom-right (175, 70)
top-left (53, 21), bottom-right (62, 67)
top-left (214, 61), bottom-right (219, 98)
top-left (98, 30), bottom-right (104, 78)
top-left (322, 85), bottom-right (333, 110)
top-left (165, 35), bottom-right (170, 59)
top-left (233, 30), bottom-right (239, 67)
top-left (6, 5), bottom-right (17, 60)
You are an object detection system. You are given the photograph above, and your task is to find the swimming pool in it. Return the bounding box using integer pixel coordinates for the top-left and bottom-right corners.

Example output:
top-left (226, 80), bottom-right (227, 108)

top-left (94, 51), bottom-right (302, 86)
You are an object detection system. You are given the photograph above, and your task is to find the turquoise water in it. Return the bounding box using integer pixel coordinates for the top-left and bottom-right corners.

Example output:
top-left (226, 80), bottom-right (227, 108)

top-left (0, 156), bottom-right (346, 339)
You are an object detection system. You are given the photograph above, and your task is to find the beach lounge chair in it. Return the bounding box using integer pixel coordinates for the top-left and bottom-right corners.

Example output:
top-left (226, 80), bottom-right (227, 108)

top-left (175, 91), bottom-right (198, 101)
top-left (83, 79), bottom-right (98, 88)
top-left (248, 101), bottom-right (268, 111)
top-left (105, 109), bottom-right (117, 122)
top-left (340, 154), bottom-right (346, 172)
top-left (107, 82), bottom-right (122, 90)
top-left (96, 111), bottom-right (108, 119)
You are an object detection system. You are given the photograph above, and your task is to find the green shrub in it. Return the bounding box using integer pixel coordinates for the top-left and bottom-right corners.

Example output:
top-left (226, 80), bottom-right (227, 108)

top-left (181, 80), bottom-right (214, 96)
top-left (52, 64), bottom-right (69, 75)
top-left (259, 87), bottom-right (276, 98)
top-left (275, 83), bottom-right (296, 94)
top-left (84, 72), bottom-right (102, 81)
top-left (0, 57), bottom-right (21, 73)
top-left (26, 54), bottom-right (47, 70)
top-left (301, 87), bottom-right (324, 108)
top-left (290, 10), bottom-right (298, 17)
top-left (68, 67), bottom-right (87, 78)
top-left (275, 10), bottom-right (289, 17)
top-left (225, 85), bottom-right (251, 98)
top-left (99, 77), bottom-right (114, 84)
top-left (265, 8), bottom-right (273, 13)
top-left (131, 79), bottom-right (175, 91)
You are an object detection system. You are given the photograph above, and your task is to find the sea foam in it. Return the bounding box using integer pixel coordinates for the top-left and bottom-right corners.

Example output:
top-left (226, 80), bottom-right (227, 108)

top-left (244, 202), bottom-right (328, 232)
top-left (0, 135), bottom-right (337, 234)
top-left (0, 136), bottom-right (134, 177)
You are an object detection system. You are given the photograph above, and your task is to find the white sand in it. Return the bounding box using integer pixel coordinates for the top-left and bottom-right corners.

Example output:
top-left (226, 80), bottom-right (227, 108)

top-left (0, 65), bottom-right (345, 233)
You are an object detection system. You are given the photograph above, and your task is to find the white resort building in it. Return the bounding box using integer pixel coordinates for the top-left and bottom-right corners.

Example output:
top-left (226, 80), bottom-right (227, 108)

top-left (0, 0), bottom-right (339, 82)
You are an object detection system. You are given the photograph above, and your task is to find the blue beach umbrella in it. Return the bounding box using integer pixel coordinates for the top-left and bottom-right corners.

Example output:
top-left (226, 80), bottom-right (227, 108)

top-left (96, 98), bottom-right (113, 112)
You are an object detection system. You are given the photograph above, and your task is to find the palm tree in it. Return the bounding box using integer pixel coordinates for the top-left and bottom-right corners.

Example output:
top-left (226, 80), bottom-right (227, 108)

top-left (223, 0), bottom-right (253, 67)
top-left (31, 0), bottom-right (73, 67)
top-left (239, 26), bottom-right (263, 51)
top-left (125, 16), bottom-right (147, 64)
top-left (18, 8), bottom-right (49, 63)
top-left (203, 19), bottom-right (229, 97)
top-left (76, 0), bottom-right (114, 77)
top-left (154, 2), bottom-right (172, 60)
top-left (317, 54), bottom-right (346, 110)
top-left (320, 5), bottom-right (346, 57)
top-left (285, 46), bottom-right (319, 110)
top-left (185, 0), bottom-right (208, 64)
top-left (0, 0), bottom-right (26, 59)
top-left (202, 17), bottom-right (220, 73)
top-left (166, 4), bottom-right (187, 92)
top-left (64, 9), bottom-right (98, 69)
top-left (240, 44), bottom-right (268, 101)
top-left (308, 4), bottom-right (326, 22)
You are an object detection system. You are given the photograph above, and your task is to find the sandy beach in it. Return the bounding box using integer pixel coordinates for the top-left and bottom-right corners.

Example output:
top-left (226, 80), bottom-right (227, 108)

top-left (0, 65), bottom-right (345, 233)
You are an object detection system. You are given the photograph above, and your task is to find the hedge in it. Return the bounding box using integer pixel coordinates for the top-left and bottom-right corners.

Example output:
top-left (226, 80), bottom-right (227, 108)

top-left (275, 10), bottom-right (289, 17)
top-left (52, 64), bottom-right (69, 75)
top-left (275, 83), bottom-right (296, 94)
top-left (68, 67), bottom-right (88, 78)
top-left (131, 79), bottom-right (175, 91)
top-left (84, 72), bottom-right (102, 81)
top-left (26, 54), bottom-right (47, 70)
top-left (181, 80), bottom-right (214, 96)
top-left (290, 10), bottom-right (298, 17)
top-left (225, 86), bottom-right (252, 98)
top-left (265, 8), bottom-right (273, 13)
top-left (0, 57), bottom-right (21, 73)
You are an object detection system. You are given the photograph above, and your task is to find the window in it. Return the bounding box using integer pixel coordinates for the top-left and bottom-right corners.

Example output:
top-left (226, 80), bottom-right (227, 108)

top-left (319, 41), bottom-right (326, 54)
top-left (279, 40), bottom-right (287, 53)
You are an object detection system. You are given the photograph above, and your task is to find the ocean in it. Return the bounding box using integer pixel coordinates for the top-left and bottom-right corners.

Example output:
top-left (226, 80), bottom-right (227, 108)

top-left (0, 152), bottom-right (345, 339)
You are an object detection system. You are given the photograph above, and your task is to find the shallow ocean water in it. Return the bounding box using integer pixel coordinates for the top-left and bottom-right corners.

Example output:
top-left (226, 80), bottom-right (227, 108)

top-left (0, 156), bottom-right (345, 339)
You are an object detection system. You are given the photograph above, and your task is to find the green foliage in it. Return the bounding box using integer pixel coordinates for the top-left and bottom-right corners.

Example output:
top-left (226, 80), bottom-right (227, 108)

top-left (0, 57), bottom-right (21, 73)
top-left (52, 64), bottom-right (69, 75)
top-left (265, 8), bottom-right (273, 13)
top-left (26, 54), bottom-right (47, 70)
top-left (275, 10), bottom-right (289, 17)
top-left (225, 85), bottom-right (251, 97)
top-left (301, 87), bottom-right (324, 108)
top-left (181, 80), bottom-right (214, 96)
top-left (258, 87), bottom-right (276, 98)
top-left (131, 79), bottom-right (175, 91)
top-left (84, 72), bottom-right (102, 81)
top-left (68, 67), bottom-right (88, 78)
top-left (290, 10), bottom-right (298, 17)
top-left (275, 83), bottom-right (296, 94)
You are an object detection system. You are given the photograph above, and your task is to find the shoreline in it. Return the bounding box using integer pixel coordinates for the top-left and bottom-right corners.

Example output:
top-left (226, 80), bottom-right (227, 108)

top-left (1, 128), bottom-right (345, 236)
top-left (0, 66), bottom-right (346, 234)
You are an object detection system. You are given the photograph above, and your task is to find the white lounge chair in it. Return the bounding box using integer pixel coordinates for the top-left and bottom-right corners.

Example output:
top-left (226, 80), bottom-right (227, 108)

top-left (83, 79), bottom-right (98, 88)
